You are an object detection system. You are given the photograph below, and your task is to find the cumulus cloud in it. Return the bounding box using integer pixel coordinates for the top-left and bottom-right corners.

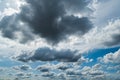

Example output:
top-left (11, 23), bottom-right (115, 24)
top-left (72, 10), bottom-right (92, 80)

top-left (13, 65), bottom-right (31, 71)
top-left (14, 47), bottom-right (81, 62)
top-left (79, 66), bottom-right (107, 80)
top-left (56, 62), bottom-right (71, 71)
top-left (81, 19), bottom-right (120, 50)
top-left (0, 0), bottom-right (120, 79)
top-left (0, 14), bottom-right (36, 43)
top-left (0, 0), bottom-right (119, 53)
top-left (19, 0), bottom-right (93, 44)
top-left (36, 64), bottom-right (51, 72)
top-left (94, 49), bottom-right (120, 80)
top-left (41, 72), bottom-right (54, 77)
top-left (49, 18), bottom-right (120, 54)
top-left (66, 69), bottom-right (82, 76)
top-left (16, 72), bottom-right (25, 77)
top-left (89, 70), bottom-right (104, 76)
top-left (101, 49), bottom-right (120, 63)
top-left (0, 0), bottom-right (93, 44)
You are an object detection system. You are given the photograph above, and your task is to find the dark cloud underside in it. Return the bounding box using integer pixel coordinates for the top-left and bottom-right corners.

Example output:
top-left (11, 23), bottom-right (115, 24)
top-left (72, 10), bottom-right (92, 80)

top-left (15, 47), bottom-right (81, 62)
top-left (19, 0), bottom-right (93, 44)
top-left (0, 0), bottom-right (93, 44)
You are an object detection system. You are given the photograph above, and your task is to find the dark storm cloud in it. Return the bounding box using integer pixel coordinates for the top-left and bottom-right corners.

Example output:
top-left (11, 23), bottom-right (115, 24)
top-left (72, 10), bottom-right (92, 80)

top-left (104, 34), bottom-right (120, 47)
top-left (18, 0), bottom-right (93, 44)
top-left (0, 0), bottom-right (93, 44)
top-left (14, 47), bottom-right (81, 62)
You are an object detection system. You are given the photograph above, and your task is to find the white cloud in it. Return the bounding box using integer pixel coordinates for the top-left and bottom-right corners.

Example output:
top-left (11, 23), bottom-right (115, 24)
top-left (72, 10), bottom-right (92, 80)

top-left (55, 18), bottom-right (120, 54)
top-left (41, 72), bottom-right (55, 78)
top-left (0, 0), bottom-right (23, 20)
top-left (36, 63), bottom-right (52, 72)
top-left (92, 0), bottom-right (120, 26)
top-left (84, 19), bottom-right (120, 48)
top-left (13, 65), bottom-right (31, 71)
top-left (2, 8), bottom-right (18, 16)
top-left (102, 49), bottom-right (120, 63)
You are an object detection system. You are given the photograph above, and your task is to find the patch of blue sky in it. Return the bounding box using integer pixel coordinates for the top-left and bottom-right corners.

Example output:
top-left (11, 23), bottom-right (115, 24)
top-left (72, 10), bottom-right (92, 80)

top-left (0, 57), bottom-right (22, 67)
top-left (81, 46), bottom-right (120, 67)
top-left (85, 46), bottom-right (120, 60)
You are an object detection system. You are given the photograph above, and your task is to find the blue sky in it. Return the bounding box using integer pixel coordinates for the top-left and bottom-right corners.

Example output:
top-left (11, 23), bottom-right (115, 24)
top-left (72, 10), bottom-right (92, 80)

top-left (86, 46), bottom-right (120, 60)
top-left (0, 0), bottom-right (120, 80)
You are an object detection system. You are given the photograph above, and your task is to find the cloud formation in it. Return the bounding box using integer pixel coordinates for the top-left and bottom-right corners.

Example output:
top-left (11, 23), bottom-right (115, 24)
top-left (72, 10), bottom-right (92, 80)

top-left (0, 15), bottom-right (18, 39)
top-left (104, 34), bottom-right (120, 47)
top-left (14, 47), bottom-right (81, 62)
top-left (0, 0), bottom-right (120, 80)
top-left (19, 0), bottom-right (93, 44)
top-left (100, 49), bottom-right (120, 64)
top-left (0, 0), bottom-right (93, 44)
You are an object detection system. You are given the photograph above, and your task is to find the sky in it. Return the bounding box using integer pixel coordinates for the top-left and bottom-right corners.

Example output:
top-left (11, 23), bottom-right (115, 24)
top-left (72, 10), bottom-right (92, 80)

top-left (0, 0), bottom-right (120, 80)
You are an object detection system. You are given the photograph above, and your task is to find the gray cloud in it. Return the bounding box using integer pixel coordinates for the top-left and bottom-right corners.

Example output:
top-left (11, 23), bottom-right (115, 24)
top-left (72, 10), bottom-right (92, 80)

top-left (0, 15), bottom-right (18, 39)
top-left (89, 70), bottom-right (104, 76)
top-left (0, 0), bottom-right (93, 44)
top-left (41, 72), bottom-right (54, 78)
top-left (104, 34), bottom-right (120, 47)
top-left (36, 65), bottom-right (50, 72)
top-left (16, 72), bottom-right (25, 77)
top-left (14, 47), bottom-right (81, 62)
top-left (57, 63), bottom-right (70, 71)
top-left (63, 0), bottom-right (92, 14)
top-left (13, 65), bottom-right (31, 71)
top-left (19, 0), bottom-right (93, 44)
top-left (0, 14), bottom-right (35, 43)
top-left (66, 69), bottom-right (82, 76)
